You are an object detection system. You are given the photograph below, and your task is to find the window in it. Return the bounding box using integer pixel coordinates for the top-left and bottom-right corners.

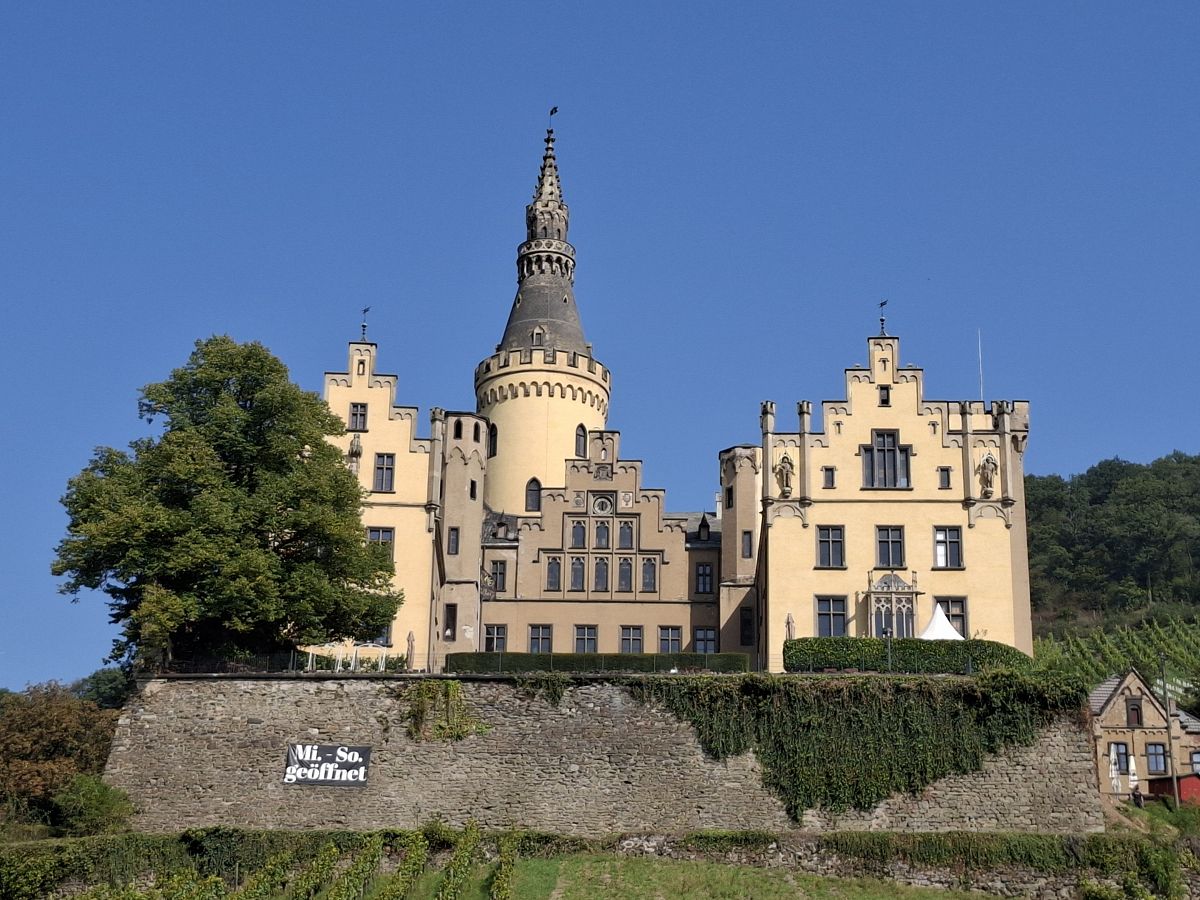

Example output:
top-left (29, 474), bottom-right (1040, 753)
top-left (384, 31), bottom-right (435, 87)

top-left (453, 420), bottom-right (462, 439)
top-left (491, 560), bottom-right (507, 593)
top-left (816, 596), bottom-right (848, 637)
top-left (570, 557), bottom-right (585, 591)
top-left (349, 402), bottom-right (367, 431)
top-left (594, 558), bottom-right (609, 591)
top-left (447, 527), bottom-right (459, 555)
top-left (698, 518), bottom-right (710, 541)
top-left (1191, 751), bottom-right (1200, 775)
top-left (935, 597), bottom-right (968, 637)
top-left (575, 625), bottom-right (598, 654)
top-left (370, 623), bottom-right (392, 646)
top-left (1109, 742), bottom-right (1130, 775)
top-left (725, 485), bottom-right (734, 509)
top-left (576, 425), bottom-right (587, 458)
top-left (817, 526), bottom-right (845, 568)
top-left (694, 627), bottom-right (717, 654)
top-left (1126, 700), bottom-right (1144, 728)
top-left (525, 478), bottom-right (541, 512)
top-left (373, 454), bottom-right (395, 492)
top-left (741, 530), bottom-right (753, 559)
top-left (934, 527), bottom-right (962, 568)
top-left (862, 430), bottom-right (912, 488)
top-left (876, 526), bottom-right (904, 568)
top-left (641, 558), bottom-right (657, 591)
top-left (938, 466), bottom-right (952, 490)
top-left (485, 624), bottom-right (507, 652)
top-left (619, 521), bottom-right (634, 549)
top-left (878, 385), bottom-right (891, 406)
top-left (740, 606), bottom-right (755, 646)
top-left (822, 467), bottom-right (836, 489)
top-left (469, 479), bottom-right (477, 500)
top-left (570, 521), bottom-right (586, 548)
top-left (529, 624), bottom-right (552, 653)
top-left (659, 626), bottom-right (682, 653)
top-left (695, 563), bottom-right (713, 594)
top-left (874, 600), bottom-right (914, 638)
top-left (473, 422), bottom-right (480, 442)
top-left (442, 603), bottom-right (458, 640)
top-left (620, 625), bottom-right (643, 653)
top-left (618, 558), bottom-right (633, 591)
top-left (546, 558), bottom-right (561, 591)
top-left (1147, 743), bottom-right (1168, 775)
top-left (366, 527), bottom-right (394, 560)
top-left (487, 424), bottom-right (498, 458)
top-left (531, 329), bottom-right (543, 346)
top-left (595, 521), bottom-right (610, 549)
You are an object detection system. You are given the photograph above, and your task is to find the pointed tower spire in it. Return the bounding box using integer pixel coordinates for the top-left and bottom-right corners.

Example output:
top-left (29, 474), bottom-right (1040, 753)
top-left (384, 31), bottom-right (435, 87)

top-left (498, 128), bottom-right (587, 353)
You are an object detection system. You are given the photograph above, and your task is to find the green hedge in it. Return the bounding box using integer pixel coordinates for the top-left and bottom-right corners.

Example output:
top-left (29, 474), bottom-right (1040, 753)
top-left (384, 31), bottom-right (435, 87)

top-left (444, 651), bottom-right (748, 674)
top-left (782, 637), bottom-right (1031, 674)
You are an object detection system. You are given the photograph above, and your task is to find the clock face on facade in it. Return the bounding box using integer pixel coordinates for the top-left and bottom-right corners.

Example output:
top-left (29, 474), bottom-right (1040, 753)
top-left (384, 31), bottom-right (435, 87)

top-left (591, 495), bottom-right (614, 515)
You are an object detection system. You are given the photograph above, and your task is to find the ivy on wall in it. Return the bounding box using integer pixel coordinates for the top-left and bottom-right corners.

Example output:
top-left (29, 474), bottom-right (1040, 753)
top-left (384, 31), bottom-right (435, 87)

top-left (405, 681), bottom-right (489, 741)
top-left (627, 670), bottom-right (1086, 817)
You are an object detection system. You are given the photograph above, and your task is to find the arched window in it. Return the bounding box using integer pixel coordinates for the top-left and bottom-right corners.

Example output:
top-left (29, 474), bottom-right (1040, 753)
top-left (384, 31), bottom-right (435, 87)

top-left (595, 521), bottom-right (610, 549)
top-left (642, 558), bottom-right (657, 592)
top-left (594, 558), bottom-right (609, 591)
top-left (526, 478), bottom-right (541, 512)
top-left (570, 557), bottom-right (585, 591)
top-left (571, 521), bottom-right (586, 548)
top-left (618, 558), bottom-right (633, 592)
top-left (575, 425), bottom-right (587, 458)
top-left (487, 424), bottom-right (498, 458)
top-left (452, 419), bottom-right (462, 440)
top-left (619, 522), bottom-right (634, 549)
top-left (546, 558), bottom-right (561, 591)
top-left (472, 422), bottom-right (480, 442)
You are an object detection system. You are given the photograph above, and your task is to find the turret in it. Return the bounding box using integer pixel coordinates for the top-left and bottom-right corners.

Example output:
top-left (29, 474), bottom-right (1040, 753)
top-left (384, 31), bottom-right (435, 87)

top-left (476, 129), bottom-right (611, 513)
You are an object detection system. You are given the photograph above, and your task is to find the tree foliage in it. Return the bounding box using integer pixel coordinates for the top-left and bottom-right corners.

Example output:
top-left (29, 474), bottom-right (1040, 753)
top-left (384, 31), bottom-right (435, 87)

top-left (52, 336), bottom-right (401, 664)
top-left (1027, 452), bottom-right (1200, 633)
top-left (0, 683), bottom-right (118, 818)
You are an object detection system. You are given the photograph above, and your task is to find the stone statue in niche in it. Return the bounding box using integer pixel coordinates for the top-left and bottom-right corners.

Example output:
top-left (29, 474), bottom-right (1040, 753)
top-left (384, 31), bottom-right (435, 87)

top-left (785, 612), bottom-right (796, 641)
top-left (346, 433), bottom-right (363, 474)
top-left (775, 454), bottom-right (794, 498)
top-left (978, 452), bottom-right (998, 498)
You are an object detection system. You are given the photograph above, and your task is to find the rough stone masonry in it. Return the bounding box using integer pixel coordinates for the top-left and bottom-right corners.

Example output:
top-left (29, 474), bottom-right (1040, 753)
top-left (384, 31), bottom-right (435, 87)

top-left (104, 676), bottom-right (1104, 835)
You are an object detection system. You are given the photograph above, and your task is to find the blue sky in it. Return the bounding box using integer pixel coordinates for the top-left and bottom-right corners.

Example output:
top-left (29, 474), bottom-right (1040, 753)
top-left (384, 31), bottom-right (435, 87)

top-left (2, 3), bottom-right (1197, 689)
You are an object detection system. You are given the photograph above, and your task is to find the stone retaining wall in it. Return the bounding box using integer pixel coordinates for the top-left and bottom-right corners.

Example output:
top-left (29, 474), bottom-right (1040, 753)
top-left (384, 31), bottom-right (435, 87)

top-left (105, 676), bottom-right (1103, 835)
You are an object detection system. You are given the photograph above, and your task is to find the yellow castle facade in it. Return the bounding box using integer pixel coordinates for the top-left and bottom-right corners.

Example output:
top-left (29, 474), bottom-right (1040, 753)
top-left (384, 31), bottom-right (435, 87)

top-left (323, 131), bottom-right (1033, 673)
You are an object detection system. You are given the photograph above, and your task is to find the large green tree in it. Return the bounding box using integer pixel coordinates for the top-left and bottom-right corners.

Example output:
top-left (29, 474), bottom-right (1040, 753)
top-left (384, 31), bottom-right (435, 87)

top-left (53, 336), bottom-right (401, 664)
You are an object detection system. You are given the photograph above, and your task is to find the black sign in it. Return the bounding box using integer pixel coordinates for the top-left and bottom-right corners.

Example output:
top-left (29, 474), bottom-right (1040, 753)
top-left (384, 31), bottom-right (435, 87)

top-left (284, 744), bottom-right (371, 786)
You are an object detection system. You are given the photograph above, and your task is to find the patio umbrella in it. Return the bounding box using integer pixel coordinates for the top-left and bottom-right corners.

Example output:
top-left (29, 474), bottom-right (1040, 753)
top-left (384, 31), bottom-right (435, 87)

top-left (1109, 744), bottom-right (1121, 795)
top-left (1128, 754), bottom-right (1139, 796)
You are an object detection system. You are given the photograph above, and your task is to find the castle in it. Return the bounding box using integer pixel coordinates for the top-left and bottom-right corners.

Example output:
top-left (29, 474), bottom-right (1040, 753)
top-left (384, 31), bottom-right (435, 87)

top-left (323, 130), bottom-right (1033, 673)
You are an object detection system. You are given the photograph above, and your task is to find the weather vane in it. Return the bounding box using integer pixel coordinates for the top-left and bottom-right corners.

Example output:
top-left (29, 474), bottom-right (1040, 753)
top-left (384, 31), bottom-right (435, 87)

top-left (879, 299), bottom-right (888, 336)
top-left (360, 306), bottom-right (371, 341)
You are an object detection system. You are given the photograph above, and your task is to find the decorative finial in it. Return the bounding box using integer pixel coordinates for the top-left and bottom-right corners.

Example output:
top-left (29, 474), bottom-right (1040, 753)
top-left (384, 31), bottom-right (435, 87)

top-left (360, 306), bottom-right (371, 341)
top-left (547, 105), bottom-right (558, 130)
top-left (878, 299), bottom-right (888, 335)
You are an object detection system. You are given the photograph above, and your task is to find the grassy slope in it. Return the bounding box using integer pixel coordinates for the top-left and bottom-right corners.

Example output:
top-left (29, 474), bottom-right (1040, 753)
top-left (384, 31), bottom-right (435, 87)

top-left (394, 854), bottom-right (979, 900)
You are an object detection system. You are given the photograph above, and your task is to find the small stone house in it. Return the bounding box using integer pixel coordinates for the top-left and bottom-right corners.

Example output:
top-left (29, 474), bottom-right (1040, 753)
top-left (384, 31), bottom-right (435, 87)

top-left (1089, 669), bottom-right (1200, 801)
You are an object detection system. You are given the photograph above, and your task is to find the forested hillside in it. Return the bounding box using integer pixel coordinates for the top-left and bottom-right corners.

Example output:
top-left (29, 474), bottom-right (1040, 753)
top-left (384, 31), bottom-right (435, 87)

top-left (1027, 451), bottom-right (1200, 636)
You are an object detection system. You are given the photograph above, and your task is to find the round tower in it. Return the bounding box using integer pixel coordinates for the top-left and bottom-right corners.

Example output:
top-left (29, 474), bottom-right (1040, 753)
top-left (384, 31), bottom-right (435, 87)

top-left (476, 129), bottom-right (611, 514)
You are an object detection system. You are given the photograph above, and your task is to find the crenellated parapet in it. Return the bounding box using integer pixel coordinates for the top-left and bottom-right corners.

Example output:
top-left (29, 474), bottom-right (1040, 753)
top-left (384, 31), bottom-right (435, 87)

top-left (475, 348), bottom-right (611, 415)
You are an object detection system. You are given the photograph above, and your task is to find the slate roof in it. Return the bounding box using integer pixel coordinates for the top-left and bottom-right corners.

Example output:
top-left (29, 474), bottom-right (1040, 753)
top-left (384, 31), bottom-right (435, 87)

top-left (1088, 674), bottom-right (1125, 716)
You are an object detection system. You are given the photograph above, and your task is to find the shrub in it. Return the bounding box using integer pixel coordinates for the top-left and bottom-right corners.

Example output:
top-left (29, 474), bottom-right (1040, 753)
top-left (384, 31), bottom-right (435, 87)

top-left (374, 832), bottom-right (428, 900)
top-left (782, 636), bottom-right (1032, 674)
top-left (286, 842), bottom-right (339, 900)
top-left (325, 835), bottom-right (383, 900)
top-left (53, 775), bottom-right (134, 836)
top-left (488, 833), bottom-right (518, 900)
top-left (436, 821), bottom-right (480, 900)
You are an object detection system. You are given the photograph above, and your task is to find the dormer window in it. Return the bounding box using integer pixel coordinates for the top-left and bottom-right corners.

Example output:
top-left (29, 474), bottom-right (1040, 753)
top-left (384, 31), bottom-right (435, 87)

top-left (531, 327), bottom-right (545, 347)
top-left (698, 517), bottom-right (710, 541)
